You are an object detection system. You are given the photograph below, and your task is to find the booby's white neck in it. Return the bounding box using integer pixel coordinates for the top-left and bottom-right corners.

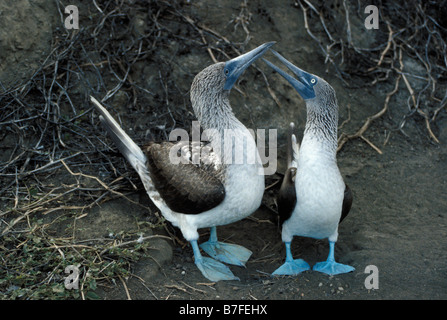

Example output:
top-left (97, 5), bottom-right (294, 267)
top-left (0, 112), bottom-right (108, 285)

top-left (192, 84), bottom-right (261, 165)
top-left (193, 89), bottom-right (243, 130)
top-left (300, 98), bottom-right (339, 162)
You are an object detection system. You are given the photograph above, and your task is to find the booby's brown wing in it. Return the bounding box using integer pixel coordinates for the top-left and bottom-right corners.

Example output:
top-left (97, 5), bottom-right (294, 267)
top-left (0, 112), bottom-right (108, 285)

top-left (277, 167), bottom-right (297, 226)
top-left (278, 122), bottom-right (299, 226)
top-left (144, 141), bottom-right (226, 215)
top-left (340, 184), bottom-right (353, 223)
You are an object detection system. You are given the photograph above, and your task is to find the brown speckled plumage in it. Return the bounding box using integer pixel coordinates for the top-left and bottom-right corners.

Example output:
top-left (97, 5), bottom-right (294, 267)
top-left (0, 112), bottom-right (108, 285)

top-left (278, 167), bottom-right (297, 226)
top-left (144, 141), bottom-right (225, 215)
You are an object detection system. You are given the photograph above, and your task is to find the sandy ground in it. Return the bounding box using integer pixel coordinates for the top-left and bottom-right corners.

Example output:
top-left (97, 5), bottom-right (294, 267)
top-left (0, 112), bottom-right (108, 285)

top-left (1, 0), bottom-right (446, 302)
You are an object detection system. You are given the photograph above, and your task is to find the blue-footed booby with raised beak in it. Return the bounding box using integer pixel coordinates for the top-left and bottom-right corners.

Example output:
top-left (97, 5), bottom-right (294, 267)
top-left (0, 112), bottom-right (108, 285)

top-left (263, 50), bottom-right (354, 276)
top-left (90, 42), bottom-right (274, 282)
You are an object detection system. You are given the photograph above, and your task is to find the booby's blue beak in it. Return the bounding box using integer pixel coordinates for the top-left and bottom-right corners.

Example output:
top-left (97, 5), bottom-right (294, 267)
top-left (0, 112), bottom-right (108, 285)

top-left (223, 41), bottom-right (276, 91)
top-left (263, 50), bottom-right (317, 100)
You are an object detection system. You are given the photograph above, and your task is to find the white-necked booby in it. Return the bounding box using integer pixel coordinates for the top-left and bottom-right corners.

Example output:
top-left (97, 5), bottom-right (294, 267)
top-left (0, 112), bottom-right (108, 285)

top-left (264, 50), bottom-right (354, 276)
top-left (90, 42), bottom-right (275, 281)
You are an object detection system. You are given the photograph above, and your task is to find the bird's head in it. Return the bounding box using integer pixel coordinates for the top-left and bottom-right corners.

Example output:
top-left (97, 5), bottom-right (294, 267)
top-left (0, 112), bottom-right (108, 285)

top-left (192, 42), bottom-right (275, 96)
top-left (263, 50), bottom-right (337, 115)
top-left (191, 42), bottom-right (275, 121)
top-left (222, 41), bottom-right (275, 91)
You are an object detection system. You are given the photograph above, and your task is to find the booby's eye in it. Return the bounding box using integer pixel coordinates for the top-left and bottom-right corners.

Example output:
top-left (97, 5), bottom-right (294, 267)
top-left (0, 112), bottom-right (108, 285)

top-left (224, 69), bottom-right (230, 76)
top-left (310, 78), bottom-right (316, 84)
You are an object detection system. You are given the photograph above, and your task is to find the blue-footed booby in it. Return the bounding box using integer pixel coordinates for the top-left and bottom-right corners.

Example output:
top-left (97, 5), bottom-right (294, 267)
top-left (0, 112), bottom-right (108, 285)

top-left (264, 50), bottom-right (354, 276)
top-left (90, 42), bottom-right (274, 281)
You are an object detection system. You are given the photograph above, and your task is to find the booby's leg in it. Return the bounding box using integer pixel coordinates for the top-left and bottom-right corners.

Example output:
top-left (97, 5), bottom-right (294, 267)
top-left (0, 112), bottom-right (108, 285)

top-left (200, 227), bottom-right (252, 267)
top-left (191, 240), bottom-right (239, 281)
top-left (272, 242), bottom-right (310, 276)
top-left (313, 241), bottom-right (355, 275)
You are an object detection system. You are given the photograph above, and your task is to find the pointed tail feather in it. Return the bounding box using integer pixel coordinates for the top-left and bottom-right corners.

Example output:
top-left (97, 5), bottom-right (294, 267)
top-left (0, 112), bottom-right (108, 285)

top-left (287, 122), bottom-right (299, 169)
top-left (90, 96), bottom-right (147, 169)
top-left (90, 96), bottom-right (175, 219)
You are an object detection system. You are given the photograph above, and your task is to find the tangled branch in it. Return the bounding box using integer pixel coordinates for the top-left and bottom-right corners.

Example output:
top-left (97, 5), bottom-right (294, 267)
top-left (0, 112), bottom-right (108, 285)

top-left (296, 0), bottom-right (447, 152)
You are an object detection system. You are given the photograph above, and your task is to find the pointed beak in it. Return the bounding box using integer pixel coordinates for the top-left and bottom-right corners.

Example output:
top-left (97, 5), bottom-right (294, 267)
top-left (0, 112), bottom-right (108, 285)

top-left (263, 49), bottom-right (316, 100)
top-left (223, 41), bottom-right (276, 91)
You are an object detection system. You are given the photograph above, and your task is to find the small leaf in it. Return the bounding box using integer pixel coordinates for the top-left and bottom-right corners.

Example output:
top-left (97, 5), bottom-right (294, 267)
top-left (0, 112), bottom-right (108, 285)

top-left (85, 291), bottom-right (101, 300)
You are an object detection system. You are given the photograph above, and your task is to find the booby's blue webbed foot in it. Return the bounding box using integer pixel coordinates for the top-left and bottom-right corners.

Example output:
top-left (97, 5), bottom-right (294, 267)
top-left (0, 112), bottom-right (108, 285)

top-left (195, 256), bottom-right (240, 281)
top-left (313, 241), bottom-right (355, 275)
top-left (200, 241), bottom-right (252, 267)
top-left (272, 242), bottom-right (310, 276)
top-left (313, 260), bottom-right (355, 275)
top-left (199, 227), bottom-right (252, 266)
top-left (272, 259), bottom-right (310, 276)
top-left (191, 240), bottom-right (239, 282)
